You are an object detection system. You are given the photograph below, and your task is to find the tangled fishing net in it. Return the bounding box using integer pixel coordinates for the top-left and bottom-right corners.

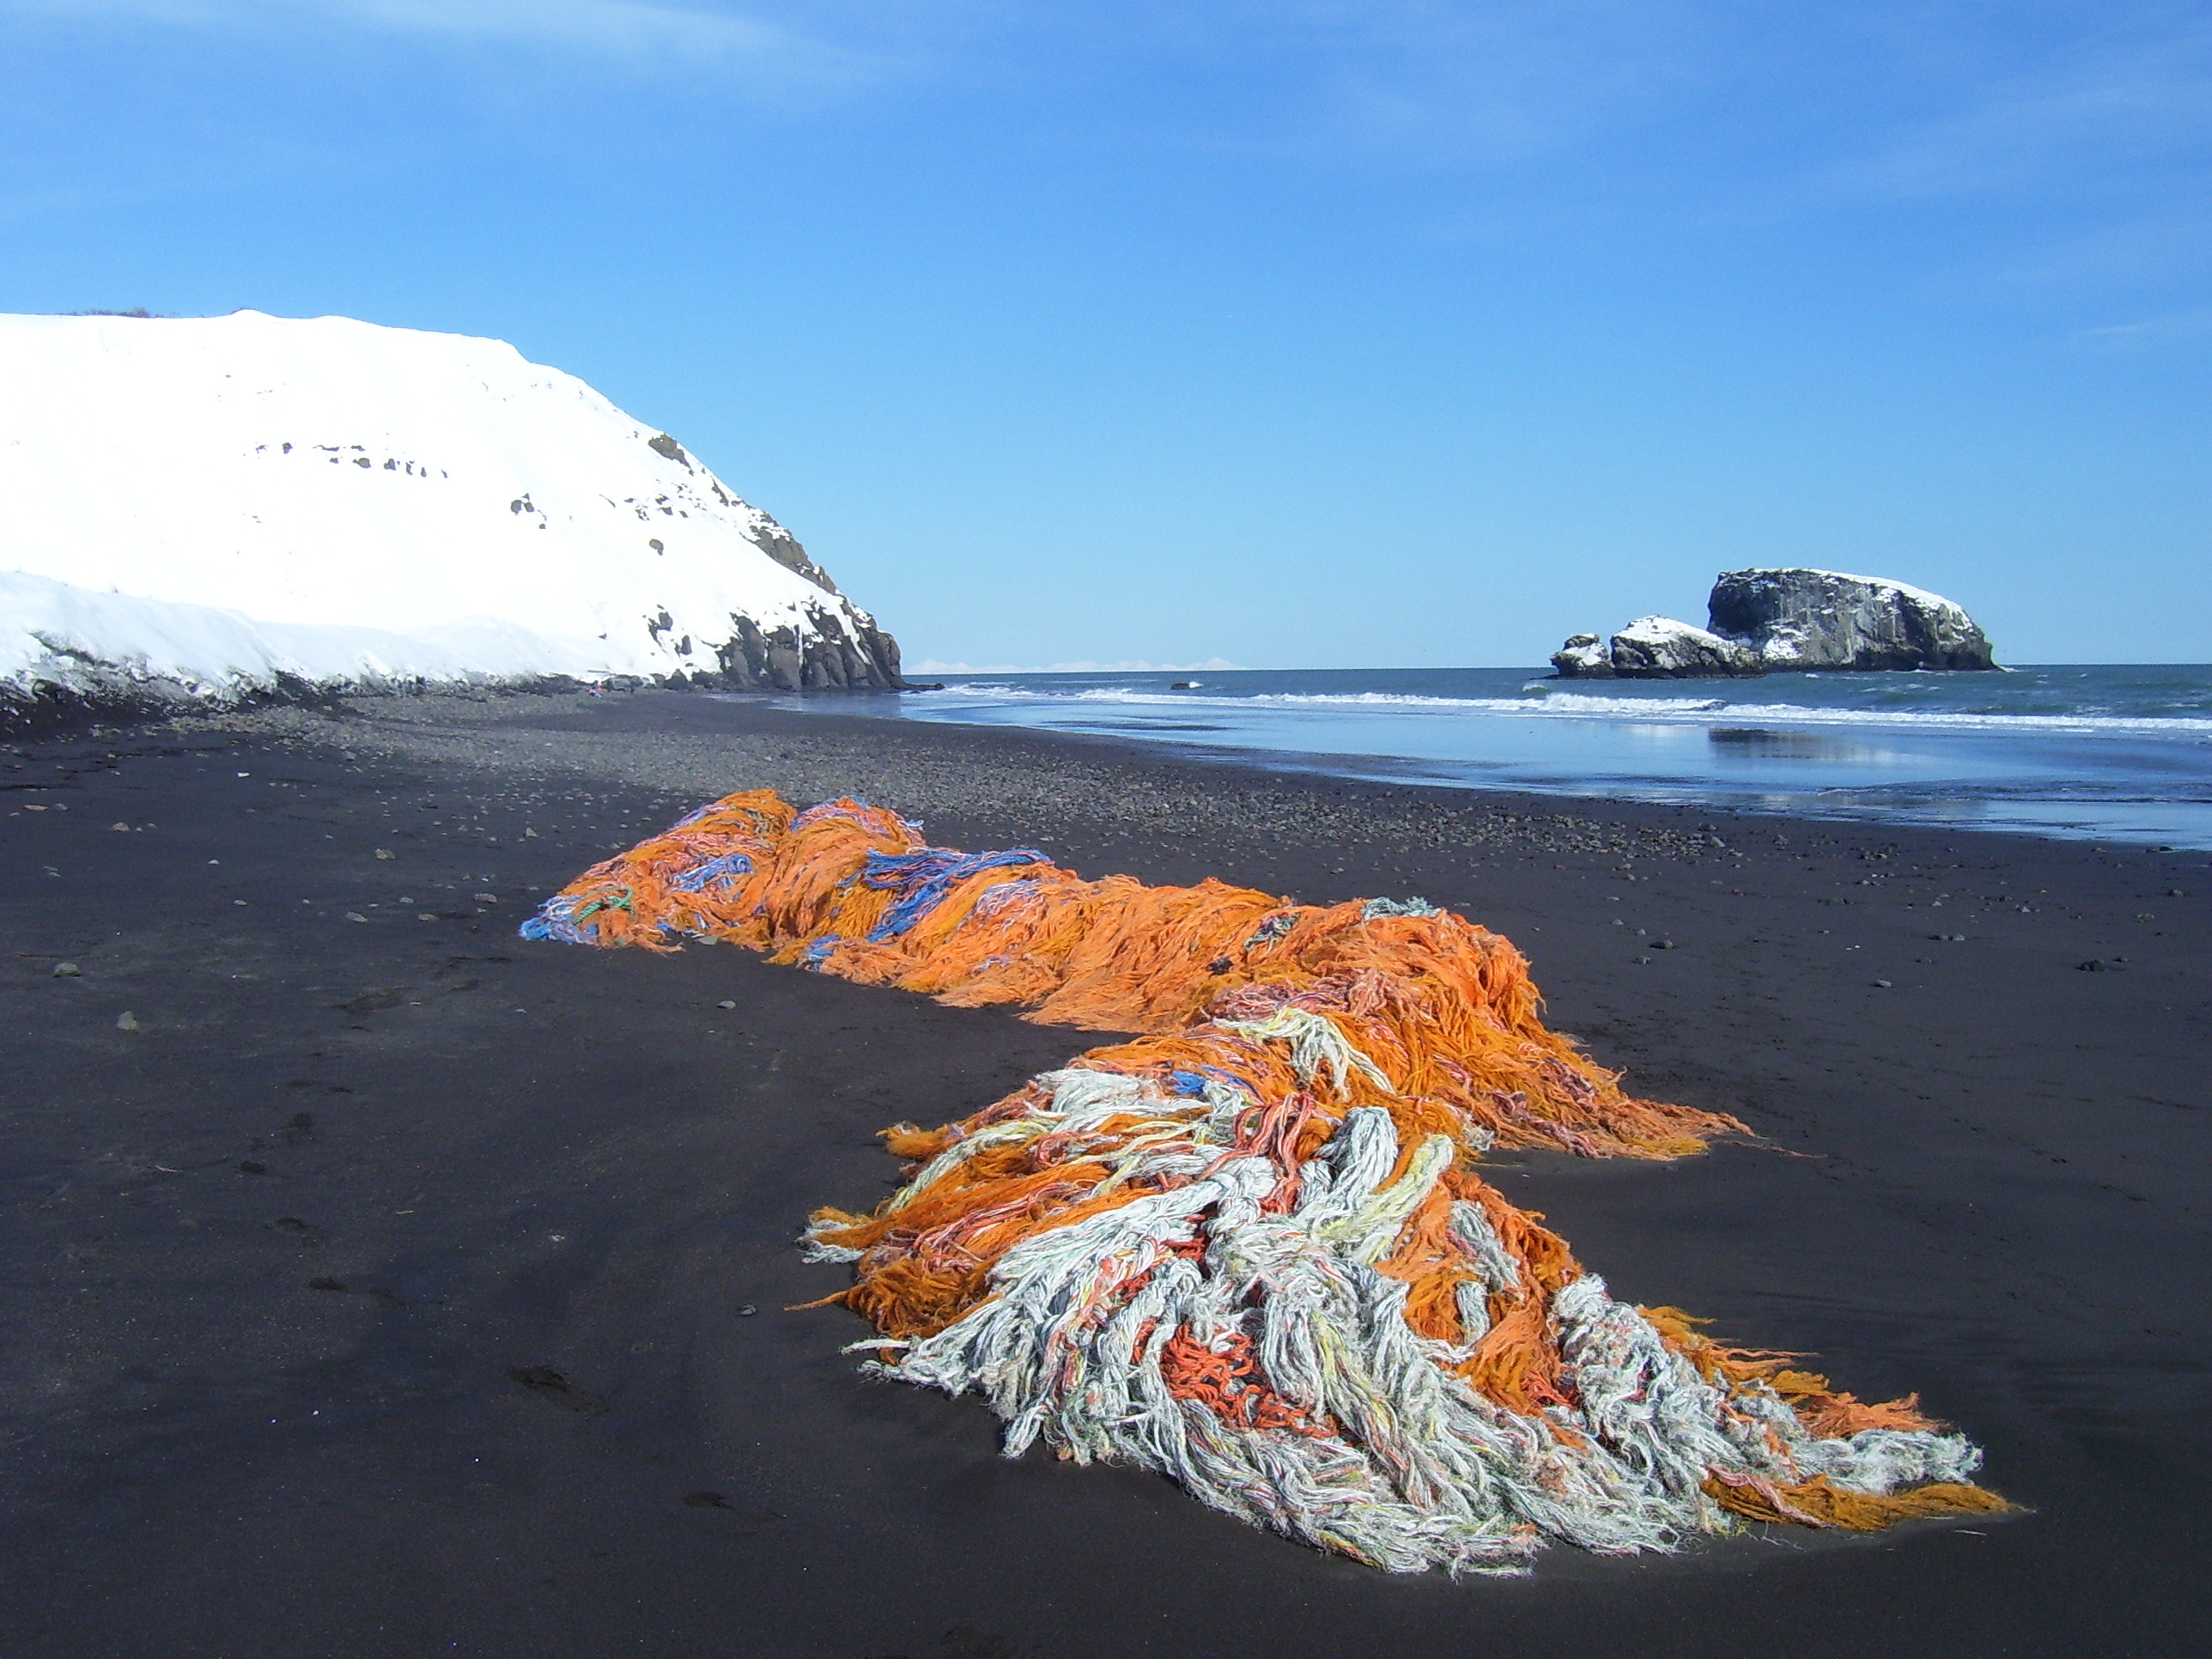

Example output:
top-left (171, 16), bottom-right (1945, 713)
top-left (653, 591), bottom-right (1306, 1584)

top-left (523, 789), bottom-right (2003, 1573)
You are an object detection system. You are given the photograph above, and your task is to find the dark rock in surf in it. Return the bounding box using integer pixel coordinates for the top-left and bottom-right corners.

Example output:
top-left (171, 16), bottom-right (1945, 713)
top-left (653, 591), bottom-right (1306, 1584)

top-left (1552, 617), bottom-right (1765, 679)
top-left (1550, 635), bottom-right (1613, 678)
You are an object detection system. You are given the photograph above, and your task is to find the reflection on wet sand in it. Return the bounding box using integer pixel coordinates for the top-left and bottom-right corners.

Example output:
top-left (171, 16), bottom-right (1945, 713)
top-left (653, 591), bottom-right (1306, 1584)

top-left (1708, 726), bottom-right (1895, 764)
top-left (1066, 719), bottom-right (1235, 734)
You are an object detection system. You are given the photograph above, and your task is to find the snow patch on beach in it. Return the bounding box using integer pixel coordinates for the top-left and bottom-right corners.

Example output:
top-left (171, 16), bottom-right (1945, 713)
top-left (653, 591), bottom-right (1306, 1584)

top-left (0, 569), bottom-right (604, 696)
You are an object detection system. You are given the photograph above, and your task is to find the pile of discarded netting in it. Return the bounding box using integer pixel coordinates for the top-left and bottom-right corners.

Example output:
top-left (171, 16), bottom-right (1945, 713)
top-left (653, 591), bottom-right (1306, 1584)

top-left (522, 789), bottom-right (2003, 1573)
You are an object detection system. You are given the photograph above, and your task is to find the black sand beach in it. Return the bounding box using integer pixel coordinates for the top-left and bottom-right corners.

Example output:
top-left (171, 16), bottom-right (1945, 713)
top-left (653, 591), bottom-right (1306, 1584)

top-left (3, 689), bottom-right (2206, 1657)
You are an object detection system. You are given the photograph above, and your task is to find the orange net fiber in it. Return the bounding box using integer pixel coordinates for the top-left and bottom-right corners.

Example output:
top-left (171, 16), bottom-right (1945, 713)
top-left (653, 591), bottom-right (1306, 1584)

top-left (523, 790), bottom-right (2003, 1574)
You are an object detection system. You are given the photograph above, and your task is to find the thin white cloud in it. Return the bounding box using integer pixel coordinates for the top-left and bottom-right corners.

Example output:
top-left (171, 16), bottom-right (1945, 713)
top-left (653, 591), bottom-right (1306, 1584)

top-left (346, 0), bottom-right (790, 54)
top-left (1833, 26), bottom-right (2212, 200)
top-left (2069, 307), bottom-right (2212, 350)
top-left (1334, 1), bottom-right (1709, 161)
top-left (1201, 5), bottom-right (2212, 213)
top-left (1994, 203), bottom-right (2212, 291)
top-left (4, 0), bottom-right (873, 72)
top-left (1115, 0), bottom-right (1714, 167)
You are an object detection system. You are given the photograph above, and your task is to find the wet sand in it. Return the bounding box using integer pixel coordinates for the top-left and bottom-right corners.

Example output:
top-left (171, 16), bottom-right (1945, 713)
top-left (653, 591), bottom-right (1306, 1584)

top-left (3, 688), bottom-right (2207, 1657)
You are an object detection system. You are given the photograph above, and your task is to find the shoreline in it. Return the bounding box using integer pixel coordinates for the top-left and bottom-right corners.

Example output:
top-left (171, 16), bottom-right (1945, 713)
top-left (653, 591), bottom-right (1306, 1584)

top-left (3, 688), bottom-right (2206, 1656)
top-left (23, 658), bottom-right (2211, 851)
top-left (818, 662), bottom-right (2212, 853)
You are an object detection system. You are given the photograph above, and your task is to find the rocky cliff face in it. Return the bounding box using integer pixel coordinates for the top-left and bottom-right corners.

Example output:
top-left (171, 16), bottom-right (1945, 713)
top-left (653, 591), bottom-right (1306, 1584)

top-left (1706, 568), bottom-right (1996, 671)
top-left (1553, 568), bottom-right (1995, 678)
top-left (714, 605), bottom-right (904, 691)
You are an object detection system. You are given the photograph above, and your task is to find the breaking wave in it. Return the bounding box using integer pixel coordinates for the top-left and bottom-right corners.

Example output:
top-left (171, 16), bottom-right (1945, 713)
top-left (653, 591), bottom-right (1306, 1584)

top-left (924, 679), bottom-right (2212, 738)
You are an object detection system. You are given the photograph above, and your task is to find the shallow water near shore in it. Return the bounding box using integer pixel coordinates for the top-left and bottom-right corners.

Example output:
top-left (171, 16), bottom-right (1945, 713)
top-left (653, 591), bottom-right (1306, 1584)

top-left (775, 664), bottom-right (2212, 849)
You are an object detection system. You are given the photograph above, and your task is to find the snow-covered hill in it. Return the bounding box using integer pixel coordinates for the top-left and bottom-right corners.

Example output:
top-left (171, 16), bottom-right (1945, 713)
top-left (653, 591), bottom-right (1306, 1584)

top-left (0, 309), bottom-right (904, 726)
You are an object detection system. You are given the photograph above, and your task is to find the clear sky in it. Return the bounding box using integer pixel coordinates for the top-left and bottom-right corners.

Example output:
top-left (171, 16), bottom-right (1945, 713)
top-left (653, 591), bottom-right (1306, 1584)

top-left (3, 3), bottom-right (2207, 668)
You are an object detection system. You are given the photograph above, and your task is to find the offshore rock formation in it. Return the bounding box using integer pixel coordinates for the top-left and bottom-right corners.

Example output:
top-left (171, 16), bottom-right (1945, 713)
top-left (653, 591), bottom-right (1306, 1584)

top-left (1553, 617), bottom-right (1765, 680)
top-left (1553, 568), bottom-right (1995, 678)
top-left (1707, 568), bottom-right (1996, 672)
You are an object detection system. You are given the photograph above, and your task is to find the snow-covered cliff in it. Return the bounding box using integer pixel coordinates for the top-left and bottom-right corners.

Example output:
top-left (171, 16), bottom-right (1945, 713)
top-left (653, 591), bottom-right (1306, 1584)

top-left (0, 310), bottom-right (904, 727)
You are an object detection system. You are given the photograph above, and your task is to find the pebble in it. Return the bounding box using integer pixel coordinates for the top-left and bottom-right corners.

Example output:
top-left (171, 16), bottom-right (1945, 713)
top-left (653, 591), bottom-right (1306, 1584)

top-left (52, 961), bottom-right (80, 977)
top-left (115, 1011), bottom-right (139, 1030)
top-left (192, 690), bottom-right (1746, 866)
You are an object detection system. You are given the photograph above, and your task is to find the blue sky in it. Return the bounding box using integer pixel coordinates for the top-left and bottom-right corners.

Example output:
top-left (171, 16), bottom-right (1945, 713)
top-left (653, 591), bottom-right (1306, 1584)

top-left (3, 2), bottom-right (2207, 667)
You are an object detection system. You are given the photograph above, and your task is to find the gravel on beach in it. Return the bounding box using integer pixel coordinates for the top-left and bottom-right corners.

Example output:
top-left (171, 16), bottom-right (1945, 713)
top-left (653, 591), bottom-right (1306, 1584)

top-left (3, 687), bottom-right (2207, 1659)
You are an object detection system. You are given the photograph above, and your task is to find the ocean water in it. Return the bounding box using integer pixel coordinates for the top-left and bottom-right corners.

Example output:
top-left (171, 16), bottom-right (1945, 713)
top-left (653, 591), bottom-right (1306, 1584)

top-left (770, 665), bottom-right (2212, 851)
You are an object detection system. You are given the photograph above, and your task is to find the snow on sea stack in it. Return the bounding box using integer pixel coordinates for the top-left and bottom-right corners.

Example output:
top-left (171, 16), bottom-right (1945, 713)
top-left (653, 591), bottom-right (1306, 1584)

top-left (1554, 617), bottom-right (1765, 680)
top-left (0, 310), bottom-right (906, 730)
top-left (1553, 568), bottom-right (1996, 678)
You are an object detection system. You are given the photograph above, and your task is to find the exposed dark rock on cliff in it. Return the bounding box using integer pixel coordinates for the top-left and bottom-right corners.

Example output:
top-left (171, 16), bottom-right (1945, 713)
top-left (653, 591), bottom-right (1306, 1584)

top-left (1553, 568), bottom-right (1995, 678)
top-left (713, 605), bottom-right (904, 691)
top-left (742, 519), bottom-right (842, 597)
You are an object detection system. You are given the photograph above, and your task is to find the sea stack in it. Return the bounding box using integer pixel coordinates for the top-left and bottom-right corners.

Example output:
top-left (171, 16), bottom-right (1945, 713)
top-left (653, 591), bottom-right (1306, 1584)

top-left (1, 309), bottom-right (906, 729)
top-left (1706, 568), bottom-right (1996, 671)
top-left (1552, 617), bottom-right (1765, 680)
top-left (1553, 568), bottom-right (1995, 678)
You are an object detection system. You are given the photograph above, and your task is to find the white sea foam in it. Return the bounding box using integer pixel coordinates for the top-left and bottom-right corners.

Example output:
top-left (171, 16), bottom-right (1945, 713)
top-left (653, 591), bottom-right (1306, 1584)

top-left (1685, 703), bottom-right (2212, 738)
top-left (923, 680), bottom-right (2212, 738)
top-left (933, 684), bottom-right (1733, 716)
